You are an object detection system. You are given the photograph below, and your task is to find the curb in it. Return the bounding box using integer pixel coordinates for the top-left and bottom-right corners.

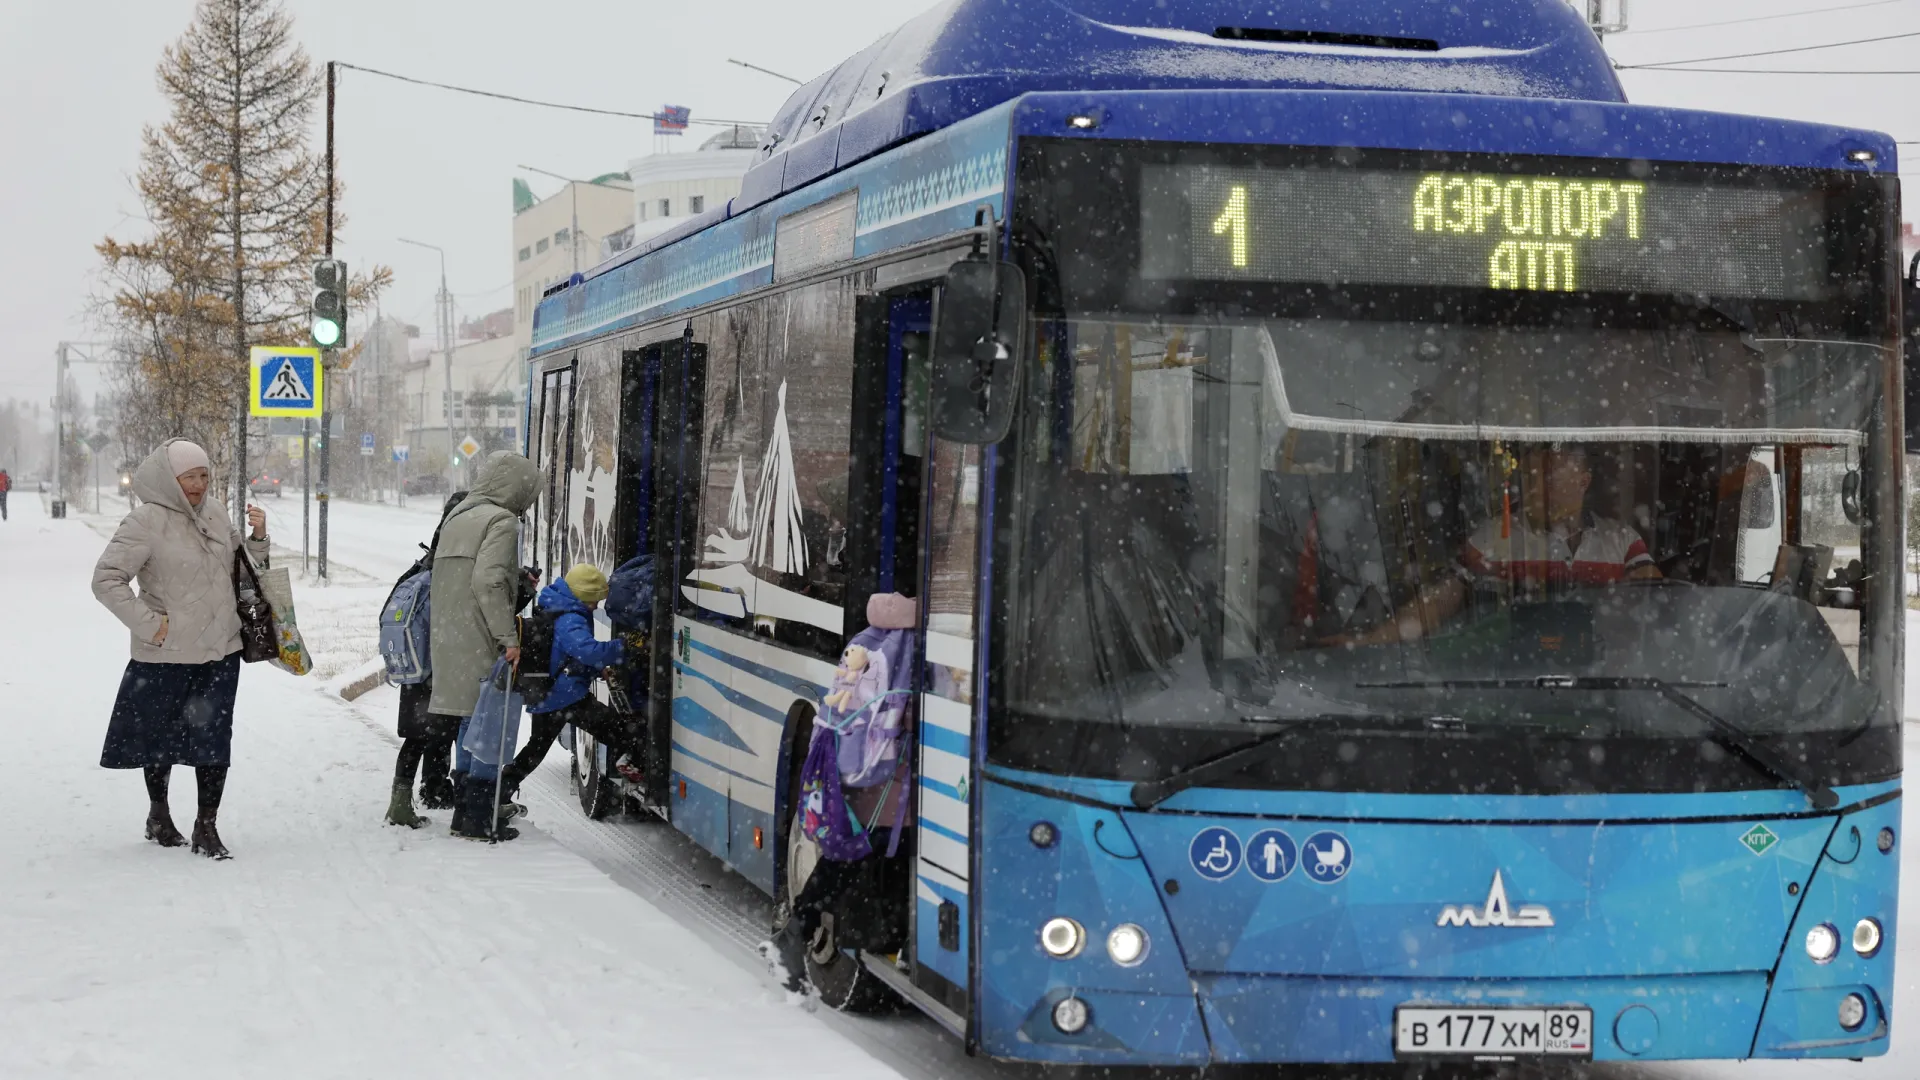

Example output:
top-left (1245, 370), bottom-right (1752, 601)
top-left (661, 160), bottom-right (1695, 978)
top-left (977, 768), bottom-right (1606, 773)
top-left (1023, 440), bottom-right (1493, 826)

top-left (329, 657), bottom-right (389, 702)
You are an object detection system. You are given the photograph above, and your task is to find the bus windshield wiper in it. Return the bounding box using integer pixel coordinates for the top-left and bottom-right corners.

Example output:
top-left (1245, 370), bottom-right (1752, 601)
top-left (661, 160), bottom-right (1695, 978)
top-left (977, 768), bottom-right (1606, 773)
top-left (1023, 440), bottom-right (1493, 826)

top-left (1359, 676), bottom-right (1839, 809)
top-left (1130, 728), bottom-right (1300, 810)
top-left (1128, 715), bottom-right (1421, 811)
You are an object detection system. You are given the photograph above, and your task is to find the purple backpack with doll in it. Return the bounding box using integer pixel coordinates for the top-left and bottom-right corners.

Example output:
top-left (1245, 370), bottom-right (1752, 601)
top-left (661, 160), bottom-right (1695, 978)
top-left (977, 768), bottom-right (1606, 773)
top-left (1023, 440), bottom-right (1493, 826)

top-left (798, 594), bottom-right (917, 862)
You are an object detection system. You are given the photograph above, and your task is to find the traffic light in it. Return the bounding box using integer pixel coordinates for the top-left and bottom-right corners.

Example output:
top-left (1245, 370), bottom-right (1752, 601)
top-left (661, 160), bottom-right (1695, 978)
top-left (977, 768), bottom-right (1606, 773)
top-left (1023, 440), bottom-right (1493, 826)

top-left (311, 259), bottom-right (347, 349)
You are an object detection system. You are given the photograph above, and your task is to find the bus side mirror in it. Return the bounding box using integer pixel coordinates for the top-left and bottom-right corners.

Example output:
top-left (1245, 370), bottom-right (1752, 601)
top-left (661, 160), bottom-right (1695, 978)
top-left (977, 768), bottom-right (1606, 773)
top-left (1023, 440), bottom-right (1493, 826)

top-left (1904, 254), bottom-right (1920, 453)
top-left (931, 258), bottom-right (1025, 444)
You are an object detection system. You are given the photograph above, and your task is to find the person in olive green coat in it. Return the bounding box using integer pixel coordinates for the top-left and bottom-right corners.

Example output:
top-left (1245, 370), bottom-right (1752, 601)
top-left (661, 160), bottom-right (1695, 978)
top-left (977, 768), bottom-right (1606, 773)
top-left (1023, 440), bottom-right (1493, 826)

top-left (427, 451), bottom-right (540, 720)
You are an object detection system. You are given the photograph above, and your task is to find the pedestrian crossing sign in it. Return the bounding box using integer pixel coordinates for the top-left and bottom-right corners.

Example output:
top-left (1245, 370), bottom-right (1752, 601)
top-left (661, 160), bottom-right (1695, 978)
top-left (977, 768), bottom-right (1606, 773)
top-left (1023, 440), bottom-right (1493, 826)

top-left (249, 346), bottom-right (324, 418)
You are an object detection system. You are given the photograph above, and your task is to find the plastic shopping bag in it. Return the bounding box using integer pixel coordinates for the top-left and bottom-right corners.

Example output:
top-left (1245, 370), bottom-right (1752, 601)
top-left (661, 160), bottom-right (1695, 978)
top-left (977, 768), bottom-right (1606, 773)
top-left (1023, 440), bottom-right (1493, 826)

top-left (255, 565), bottom-right (313, 676)
top-left (459, 658), bottom-right (524, 777)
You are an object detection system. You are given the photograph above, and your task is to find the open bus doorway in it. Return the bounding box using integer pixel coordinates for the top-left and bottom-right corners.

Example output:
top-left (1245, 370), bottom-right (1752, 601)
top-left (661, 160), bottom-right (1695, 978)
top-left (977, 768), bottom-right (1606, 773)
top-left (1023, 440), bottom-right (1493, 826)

top-left (776, 290), bottom-right (947, 1013)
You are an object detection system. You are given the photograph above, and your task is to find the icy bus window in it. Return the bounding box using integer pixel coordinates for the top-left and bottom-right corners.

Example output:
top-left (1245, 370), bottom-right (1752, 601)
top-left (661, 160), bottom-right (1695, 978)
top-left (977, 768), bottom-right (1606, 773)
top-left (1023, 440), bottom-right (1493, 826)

top-left (1068, 323), bottom-right (1203, 476)
top-left (1797, 445), bottom-right (1866, 672)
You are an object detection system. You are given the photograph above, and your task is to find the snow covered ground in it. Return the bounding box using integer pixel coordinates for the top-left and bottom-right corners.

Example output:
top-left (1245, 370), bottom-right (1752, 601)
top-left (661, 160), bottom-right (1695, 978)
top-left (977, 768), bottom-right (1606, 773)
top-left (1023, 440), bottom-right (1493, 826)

top-left (0, 494), bottom-right (902, 1079)
top-left (9, 488), bottom-right (1920, 1079)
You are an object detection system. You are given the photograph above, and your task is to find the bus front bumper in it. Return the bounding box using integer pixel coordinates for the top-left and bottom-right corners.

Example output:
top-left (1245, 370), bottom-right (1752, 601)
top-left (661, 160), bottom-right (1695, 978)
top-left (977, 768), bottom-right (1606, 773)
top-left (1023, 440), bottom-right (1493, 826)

top-left (995, 971), bottom-right (1890, 1064)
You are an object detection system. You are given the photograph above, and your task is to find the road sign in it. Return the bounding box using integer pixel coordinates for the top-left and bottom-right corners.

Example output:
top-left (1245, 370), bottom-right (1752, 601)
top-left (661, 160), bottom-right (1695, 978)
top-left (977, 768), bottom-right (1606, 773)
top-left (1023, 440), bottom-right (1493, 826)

top-left (458, 435), bottom-right (482, 459)
top-left (248, 346), bottom-right (323, 418)
top-left (391, 444), bottom-right (410, 463)
top-left (360, 433), bottom-right (375, 456)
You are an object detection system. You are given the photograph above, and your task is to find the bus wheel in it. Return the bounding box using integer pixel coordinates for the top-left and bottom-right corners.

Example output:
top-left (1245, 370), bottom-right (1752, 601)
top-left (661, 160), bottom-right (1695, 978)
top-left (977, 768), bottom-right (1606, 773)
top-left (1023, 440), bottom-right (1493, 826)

top-left (805, 912), bottom-right (896, 1014)
top-left (571, 729), bottom-right (616, 820)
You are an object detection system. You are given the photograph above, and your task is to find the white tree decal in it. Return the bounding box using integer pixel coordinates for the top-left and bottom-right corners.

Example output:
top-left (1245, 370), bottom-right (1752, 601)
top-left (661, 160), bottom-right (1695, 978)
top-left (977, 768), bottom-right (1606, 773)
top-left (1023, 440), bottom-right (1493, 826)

top-left (749, 380), bottom-right (807, 576)
top-left (727, 455), bottom-right (751, 535)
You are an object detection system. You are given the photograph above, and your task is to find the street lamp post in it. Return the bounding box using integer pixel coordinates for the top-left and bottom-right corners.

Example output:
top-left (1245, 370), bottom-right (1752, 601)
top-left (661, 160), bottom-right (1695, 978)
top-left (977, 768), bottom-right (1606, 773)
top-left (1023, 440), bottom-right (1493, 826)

top-left (518, 165), bottom-right (587, 275)
top-left (397, 237), bottom-right (457, 491)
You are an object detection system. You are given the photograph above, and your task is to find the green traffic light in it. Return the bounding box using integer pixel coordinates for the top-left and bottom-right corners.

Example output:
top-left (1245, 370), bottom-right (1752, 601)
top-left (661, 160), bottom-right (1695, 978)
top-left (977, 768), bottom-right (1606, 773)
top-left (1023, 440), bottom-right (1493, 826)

top-left (312, 315), bottom-right (343, 348)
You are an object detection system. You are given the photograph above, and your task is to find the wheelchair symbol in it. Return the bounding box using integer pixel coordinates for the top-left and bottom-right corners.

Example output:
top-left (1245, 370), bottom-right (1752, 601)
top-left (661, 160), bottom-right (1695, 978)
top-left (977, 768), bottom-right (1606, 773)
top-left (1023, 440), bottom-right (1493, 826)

top-left (1188, 826), bottom-right (1243, 881)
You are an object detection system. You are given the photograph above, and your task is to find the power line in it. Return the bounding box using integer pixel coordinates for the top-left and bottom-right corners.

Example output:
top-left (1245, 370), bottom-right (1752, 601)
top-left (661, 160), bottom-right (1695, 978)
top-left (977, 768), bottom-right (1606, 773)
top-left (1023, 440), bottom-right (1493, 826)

top-left (1619, 29), bottom-right (1920, 69)
top-left (1628, 66), bottom-right (1920, 74)
top-left (1615, 0), bottom-right (1907, 36)
top-left (728, 58), bottom-right (804, 86)
top-left (335, 62), bottom-right (763, 128)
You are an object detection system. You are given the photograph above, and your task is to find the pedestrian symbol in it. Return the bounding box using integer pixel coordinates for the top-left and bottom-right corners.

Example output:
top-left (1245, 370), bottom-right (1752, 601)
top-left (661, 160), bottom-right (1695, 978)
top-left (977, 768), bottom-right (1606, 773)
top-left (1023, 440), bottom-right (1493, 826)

top-left (1739, 823), bottom-right (1780, 856)
top-left (248, 346), bottom-right (323, 418)
top-left (264, 362), bottom-right (311, 400)
top-left (1246, 829), bottom-right (1297, 883)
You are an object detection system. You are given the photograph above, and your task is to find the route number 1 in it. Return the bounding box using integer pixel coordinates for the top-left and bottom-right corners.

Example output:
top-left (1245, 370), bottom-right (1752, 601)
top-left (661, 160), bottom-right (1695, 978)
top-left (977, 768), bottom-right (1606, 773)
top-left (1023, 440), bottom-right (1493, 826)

top-left (1212, 185), bottom-right (1249, 268)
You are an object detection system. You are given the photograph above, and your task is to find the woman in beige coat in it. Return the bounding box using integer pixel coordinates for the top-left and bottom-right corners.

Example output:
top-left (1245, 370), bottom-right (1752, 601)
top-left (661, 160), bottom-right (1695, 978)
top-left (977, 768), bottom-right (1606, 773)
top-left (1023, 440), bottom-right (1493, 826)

top-left (92, 440), bottom-right (269, 859)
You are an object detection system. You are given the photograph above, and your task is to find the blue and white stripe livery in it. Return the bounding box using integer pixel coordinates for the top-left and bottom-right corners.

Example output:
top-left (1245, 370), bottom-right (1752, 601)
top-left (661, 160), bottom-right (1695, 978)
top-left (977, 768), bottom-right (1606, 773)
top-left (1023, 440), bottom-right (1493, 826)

top-left (671, 617), bottom-right (833, 891)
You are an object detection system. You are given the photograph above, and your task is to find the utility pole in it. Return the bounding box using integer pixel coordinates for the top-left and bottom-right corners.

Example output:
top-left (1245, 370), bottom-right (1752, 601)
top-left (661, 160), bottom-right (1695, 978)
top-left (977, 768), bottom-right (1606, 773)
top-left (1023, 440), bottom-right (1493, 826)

top-left (1586, 0), bottom-right (1629, 37)
top-left (318, 59), bottom-right (336, 582)
top-left (399, 237), bottom-right (455, 491)
top-left (302, 418), bottom-right (311, 573)
top-left (49, 341), bottom-right (119, 519)
top-left (518, 165), bottom-right (588, 275)
top-left (51, 344), bottom-right (66, 518)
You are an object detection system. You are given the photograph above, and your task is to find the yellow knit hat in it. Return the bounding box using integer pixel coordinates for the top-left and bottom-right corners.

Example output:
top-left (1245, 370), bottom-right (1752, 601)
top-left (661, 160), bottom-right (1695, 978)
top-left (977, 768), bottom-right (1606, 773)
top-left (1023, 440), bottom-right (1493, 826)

top-left (563, 564), bottom-right (609, 605)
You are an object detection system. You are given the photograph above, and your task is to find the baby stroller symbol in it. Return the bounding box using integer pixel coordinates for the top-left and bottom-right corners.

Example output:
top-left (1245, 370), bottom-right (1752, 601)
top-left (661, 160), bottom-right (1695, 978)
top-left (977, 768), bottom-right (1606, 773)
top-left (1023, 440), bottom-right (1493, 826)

top-left (1302, 831), bottom-right (1352, 883)
top-left (1188, 826), bottom-right (1243, 881)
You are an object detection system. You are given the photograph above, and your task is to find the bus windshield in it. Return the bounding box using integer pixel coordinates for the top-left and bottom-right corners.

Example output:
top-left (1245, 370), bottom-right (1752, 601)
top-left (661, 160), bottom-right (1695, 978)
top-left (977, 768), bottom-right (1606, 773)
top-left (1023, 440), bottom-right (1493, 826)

top-left (993, 139), bottom-right (1901, 798)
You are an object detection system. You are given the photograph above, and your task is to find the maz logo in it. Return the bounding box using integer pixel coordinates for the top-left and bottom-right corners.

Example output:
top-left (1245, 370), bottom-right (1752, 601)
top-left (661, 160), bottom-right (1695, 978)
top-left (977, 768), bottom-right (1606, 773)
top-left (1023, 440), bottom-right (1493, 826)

top-left (1436, 871), bottom-right (1555, 928)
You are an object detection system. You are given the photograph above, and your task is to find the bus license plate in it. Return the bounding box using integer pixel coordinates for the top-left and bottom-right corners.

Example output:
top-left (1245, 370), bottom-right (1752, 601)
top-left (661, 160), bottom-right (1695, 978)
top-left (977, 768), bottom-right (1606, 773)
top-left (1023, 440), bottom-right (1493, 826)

top-left (1395, 1007), bottom-right (1593, 1058)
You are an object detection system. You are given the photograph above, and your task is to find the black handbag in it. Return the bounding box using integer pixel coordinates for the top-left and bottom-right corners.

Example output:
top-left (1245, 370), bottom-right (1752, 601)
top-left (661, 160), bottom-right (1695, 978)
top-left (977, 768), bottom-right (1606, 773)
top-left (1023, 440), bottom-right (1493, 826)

top-left (233, 550), bottom-right (278, 663)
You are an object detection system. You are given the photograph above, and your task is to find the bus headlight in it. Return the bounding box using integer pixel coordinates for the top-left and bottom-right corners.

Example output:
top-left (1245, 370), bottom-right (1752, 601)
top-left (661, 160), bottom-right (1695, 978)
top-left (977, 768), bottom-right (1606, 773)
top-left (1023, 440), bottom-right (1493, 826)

top-left (1052, 996), bottom-right (1091, 1033)
top-left (1106, 923), bottom-right (1149, 966)
top-left (1040, 917), bottom-right (1085, 958)
top-left (1839, 992), bottom-right (1868, 1031)
top-left (1805, 923), bottom-right (1840, 963)
top-left (1853, 918), bottom-right (1883, 957)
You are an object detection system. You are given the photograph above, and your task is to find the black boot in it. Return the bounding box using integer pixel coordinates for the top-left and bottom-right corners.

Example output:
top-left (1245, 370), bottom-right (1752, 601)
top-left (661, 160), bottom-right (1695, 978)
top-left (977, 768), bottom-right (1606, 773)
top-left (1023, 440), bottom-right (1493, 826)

top-left (191, 812), bottom-right (231, 860)
top-left (145, 803), bottom-right (186, 848)
top-left (419, 771), bottom-right (456, 811)
top-left (450, 773), bottom-right (516, 842)
top-left (765, 917), bottom-right (810, 993)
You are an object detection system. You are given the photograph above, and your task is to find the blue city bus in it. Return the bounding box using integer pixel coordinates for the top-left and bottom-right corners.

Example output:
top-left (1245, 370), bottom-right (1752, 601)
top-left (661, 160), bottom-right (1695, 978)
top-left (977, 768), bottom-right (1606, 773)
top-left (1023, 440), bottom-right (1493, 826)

top-left (527, 0), bottom-right (1906, 1064)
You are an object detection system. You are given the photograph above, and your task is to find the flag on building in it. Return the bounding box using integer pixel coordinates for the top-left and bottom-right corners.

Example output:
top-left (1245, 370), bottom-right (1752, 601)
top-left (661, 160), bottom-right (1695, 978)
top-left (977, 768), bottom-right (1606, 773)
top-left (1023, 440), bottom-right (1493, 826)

top-left (655, 105), bottom-right (690, 136)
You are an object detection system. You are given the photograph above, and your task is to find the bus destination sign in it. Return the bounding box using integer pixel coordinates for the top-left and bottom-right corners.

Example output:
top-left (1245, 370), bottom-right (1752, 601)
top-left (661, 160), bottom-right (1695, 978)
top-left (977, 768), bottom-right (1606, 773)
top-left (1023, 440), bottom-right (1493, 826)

top-left (1140, 163), bottom-right (1830, 301)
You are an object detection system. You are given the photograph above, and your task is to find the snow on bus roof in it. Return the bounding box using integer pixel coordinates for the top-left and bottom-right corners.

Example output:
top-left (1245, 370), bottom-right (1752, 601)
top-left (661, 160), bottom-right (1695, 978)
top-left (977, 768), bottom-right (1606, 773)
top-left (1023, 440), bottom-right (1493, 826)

top-left (743, 0), bottom-right (1617, 210)
top-left (556, 0), bottom-right (1616, 293)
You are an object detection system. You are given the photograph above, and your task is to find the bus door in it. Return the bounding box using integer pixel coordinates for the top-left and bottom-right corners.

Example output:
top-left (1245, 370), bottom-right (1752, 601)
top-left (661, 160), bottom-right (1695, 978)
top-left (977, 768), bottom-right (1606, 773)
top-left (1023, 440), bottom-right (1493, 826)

top-left (646, 332), bottom-right (709, 819)
top-left (534, 364), bottom-right (575, 583)
top-left (913, 423), bottom-right (983, 1025)
top-left (615, 348), bottom-right (662, 577)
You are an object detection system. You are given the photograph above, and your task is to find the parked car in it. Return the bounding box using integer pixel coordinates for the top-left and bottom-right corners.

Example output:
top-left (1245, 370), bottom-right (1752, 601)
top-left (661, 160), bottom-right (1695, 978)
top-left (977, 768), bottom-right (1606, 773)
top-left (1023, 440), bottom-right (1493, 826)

top-left (249, 474), bottom-right (284, 498)
top-left (402, 473), bottom-right (448, 497)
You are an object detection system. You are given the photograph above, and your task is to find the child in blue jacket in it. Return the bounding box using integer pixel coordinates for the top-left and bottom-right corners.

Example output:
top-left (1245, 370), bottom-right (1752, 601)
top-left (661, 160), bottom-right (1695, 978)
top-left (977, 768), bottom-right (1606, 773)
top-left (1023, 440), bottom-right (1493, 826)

top-left (498, 565), bottom-right (639, 797)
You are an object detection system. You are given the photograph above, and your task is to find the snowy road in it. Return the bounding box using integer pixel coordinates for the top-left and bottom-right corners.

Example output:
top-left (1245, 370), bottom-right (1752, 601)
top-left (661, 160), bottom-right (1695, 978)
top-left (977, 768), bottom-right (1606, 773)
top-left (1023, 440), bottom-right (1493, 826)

top-left (253, 489), bottom-right (443, 583)
top-left (8, 491), bottom-right (1918, 1079)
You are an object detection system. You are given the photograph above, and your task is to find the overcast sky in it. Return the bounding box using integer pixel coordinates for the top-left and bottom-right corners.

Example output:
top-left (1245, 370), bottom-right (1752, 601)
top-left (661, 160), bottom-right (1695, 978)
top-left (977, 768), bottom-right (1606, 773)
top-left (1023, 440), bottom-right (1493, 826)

top-left (2, 0), bottom-right (1916, 409)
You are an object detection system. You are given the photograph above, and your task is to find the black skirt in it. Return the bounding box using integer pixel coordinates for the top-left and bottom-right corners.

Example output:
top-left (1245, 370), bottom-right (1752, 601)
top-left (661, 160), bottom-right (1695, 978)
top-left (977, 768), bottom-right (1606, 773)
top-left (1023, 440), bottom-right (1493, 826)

top-left (100, 653), bottom-right (242, 769)
top-left (396, 680), bottom-right (463, 742)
